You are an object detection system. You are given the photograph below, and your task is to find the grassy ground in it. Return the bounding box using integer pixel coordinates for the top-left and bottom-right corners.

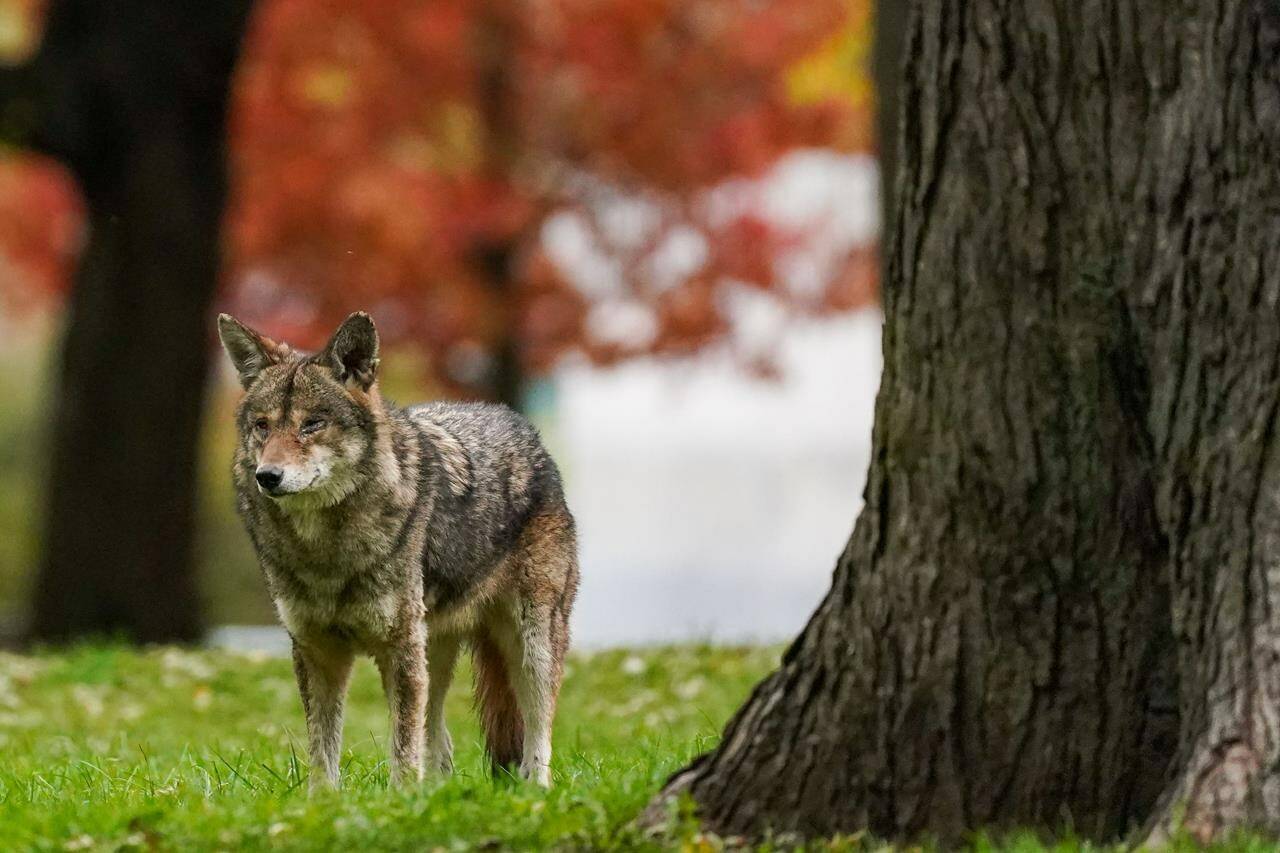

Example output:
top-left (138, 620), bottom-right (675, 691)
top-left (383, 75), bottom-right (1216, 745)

top-left (0, 643), bottom-right (773, 851)
top-left (0, 644), bottom-right (1273, 853)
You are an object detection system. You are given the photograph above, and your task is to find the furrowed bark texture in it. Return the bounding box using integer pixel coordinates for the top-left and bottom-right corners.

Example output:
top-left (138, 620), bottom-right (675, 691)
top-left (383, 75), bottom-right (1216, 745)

top-left (28, 0), bottom-right (252, 642)
top-left (872, 0), bottom-right (908, 236)
top-left (651, 0), bottom-right (1280, 844)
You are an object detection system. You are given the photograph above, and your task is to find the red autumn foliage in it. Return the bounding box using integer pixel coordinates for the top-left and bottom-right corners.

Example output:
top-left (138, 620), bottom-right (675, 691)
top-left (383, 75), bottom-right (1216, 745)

top-left (0, 156), bottom-right (82, 312)
top-left (0, 0), bottom-right (875, 391)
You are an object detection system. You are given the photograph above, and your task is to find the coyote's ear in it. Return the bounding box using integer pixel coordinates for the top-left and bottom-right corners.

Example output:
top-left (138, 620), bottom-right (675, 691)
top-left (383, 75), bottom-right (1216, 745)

top-left (217, 314), bottom-right (284, 389)
top-left (320, 312), bottom-right (380, 390)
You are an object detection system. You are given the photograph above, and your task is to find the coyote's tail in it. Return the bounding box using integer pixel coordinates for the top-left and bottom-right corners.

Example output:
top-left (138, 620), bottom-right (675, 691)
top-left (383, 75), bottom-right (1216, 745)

top-left (472, 631), bottom-right (524, 775)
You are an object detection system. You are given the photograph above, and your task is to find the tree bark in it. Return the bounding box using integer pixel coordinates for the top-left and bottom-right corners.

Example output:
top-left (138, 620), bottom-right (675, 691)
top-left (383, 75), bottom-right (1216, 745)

top-left (649, 0), bottom-right (1280, 844)
top-left (872, 0), bottom-right (908, 242)
top-left (20, 0), bottom-right (252, 642)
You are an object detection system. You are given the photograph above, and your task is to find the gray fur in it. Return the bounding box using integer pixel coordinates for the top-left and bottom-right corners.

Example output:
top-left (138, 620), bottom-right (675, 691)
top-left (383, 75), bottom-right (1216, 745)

top-left (219, 312), bottom-right (580, 790)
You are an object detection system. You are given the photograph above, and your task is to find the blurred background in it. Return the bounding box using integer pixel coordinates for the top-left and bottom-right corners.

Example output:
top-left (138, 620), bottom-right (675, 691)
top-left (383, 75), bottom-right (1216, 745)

top-left (0, 0), bottom-right (891, 648)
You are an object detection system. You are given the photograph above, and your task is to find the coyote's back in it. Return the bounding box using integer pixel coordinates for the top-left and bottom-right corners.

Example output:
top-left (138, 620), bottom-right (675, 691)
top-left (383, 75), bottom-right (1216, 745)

top-left (405, 401), bottom-right (574, 614)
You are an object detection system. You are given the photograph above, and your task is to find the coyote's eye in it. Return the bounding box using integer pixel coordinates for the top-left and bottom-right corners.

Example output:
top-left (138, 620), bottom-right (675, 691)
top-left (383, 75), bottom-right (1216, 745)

top-left (253, 418), bottom-right (269, 438)
top-left (300, 417), bottom-right (327, 435)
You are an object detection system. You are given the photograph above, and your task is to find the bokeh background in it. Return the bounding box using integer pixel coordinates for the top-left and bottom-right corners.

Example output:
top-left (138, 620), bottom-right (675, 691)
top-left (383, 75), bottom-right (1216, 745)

top-left (0, 0), bottom-right (883, 648)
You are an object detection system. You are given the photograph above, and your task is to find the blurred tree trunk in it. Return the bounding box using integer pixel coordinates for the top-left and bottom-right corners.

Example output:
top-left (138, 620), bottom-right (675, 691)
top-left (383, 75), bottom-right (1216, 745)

top-left (648, 1), bottom-right (1280, 845)
top-left (477, 241), bottom-right (524, 412)
top-left (0, 0), bottom-right (252, 642)
top-left (474, 0), bottom-right (525, 412)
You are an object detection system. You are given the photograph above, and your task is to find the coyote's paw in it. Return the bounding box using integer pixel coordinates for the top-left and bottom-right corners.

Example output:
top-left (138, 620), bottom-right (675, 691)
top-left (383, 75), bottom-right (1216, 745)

top-left (425, 731), bottom-right (453, 777)
top-left (425, 751), bottom-right (453, 777)
top-left (520, 761), bottom-right (551, 788)
top-left (307, 773), bottom-right (339, 796)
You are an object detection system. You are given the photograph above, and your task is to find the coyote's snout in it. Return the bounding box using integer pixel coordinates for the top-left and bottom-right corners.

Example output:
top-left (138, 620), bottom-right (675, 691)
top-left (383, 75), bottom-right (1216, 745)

top-left (218, 311), bottom-right (579, 790)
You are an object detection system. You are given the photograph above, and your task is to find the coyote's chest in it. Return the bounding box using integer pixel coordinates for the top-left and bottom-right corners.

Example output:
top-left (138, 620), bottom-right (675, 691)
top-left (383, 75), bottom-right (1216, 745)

top-left (269, 562), bottom-right (419, 648)
top-left (250, 483), bottom-right (429, 646)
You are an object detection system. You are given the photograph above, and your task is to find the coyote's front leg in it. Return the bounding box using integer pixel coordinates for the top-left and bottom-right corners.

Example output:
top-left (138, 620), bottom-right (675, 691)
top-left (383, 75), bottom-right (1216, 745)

top-left (424, 631), bottom-right (461, 776)
top-left (376, 616), bottom-right (427, 786)
top-left (292, 636), bottom-right (355, 793)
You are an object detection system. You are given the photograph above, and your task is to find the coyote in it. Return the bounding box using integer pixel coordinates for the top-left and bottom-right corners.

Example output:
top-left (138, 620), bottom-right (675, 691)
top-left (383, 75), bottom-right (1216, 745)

top-left (217, 311), bottom-right (579, 790)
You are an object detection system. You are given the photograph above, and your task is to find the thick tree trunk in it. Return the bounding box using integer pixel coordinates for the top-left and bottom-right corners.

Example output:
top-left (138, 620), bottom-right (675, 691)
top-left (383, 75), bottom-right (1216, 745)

top-left (649, 0), bottom-right (1280, 844)
top-left (19, 0), bottom-right (252, 642)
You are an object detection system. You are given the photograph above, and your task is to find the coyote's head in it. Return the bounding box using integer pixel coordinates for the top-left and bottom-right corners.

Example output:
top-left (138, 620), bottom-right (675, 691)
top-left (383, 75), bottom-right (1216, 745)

top-left (217, 312), bottom-right (382, 509)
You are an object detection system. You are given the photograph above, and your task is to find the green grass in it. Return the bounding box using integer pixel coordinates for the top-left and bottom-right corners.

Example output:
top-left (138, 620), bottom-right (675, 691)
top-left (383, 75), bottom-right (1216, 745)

top-left (0, 644), bottom-right (1273, 852)
top-left (0, 643), bottom-right (778, 851)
